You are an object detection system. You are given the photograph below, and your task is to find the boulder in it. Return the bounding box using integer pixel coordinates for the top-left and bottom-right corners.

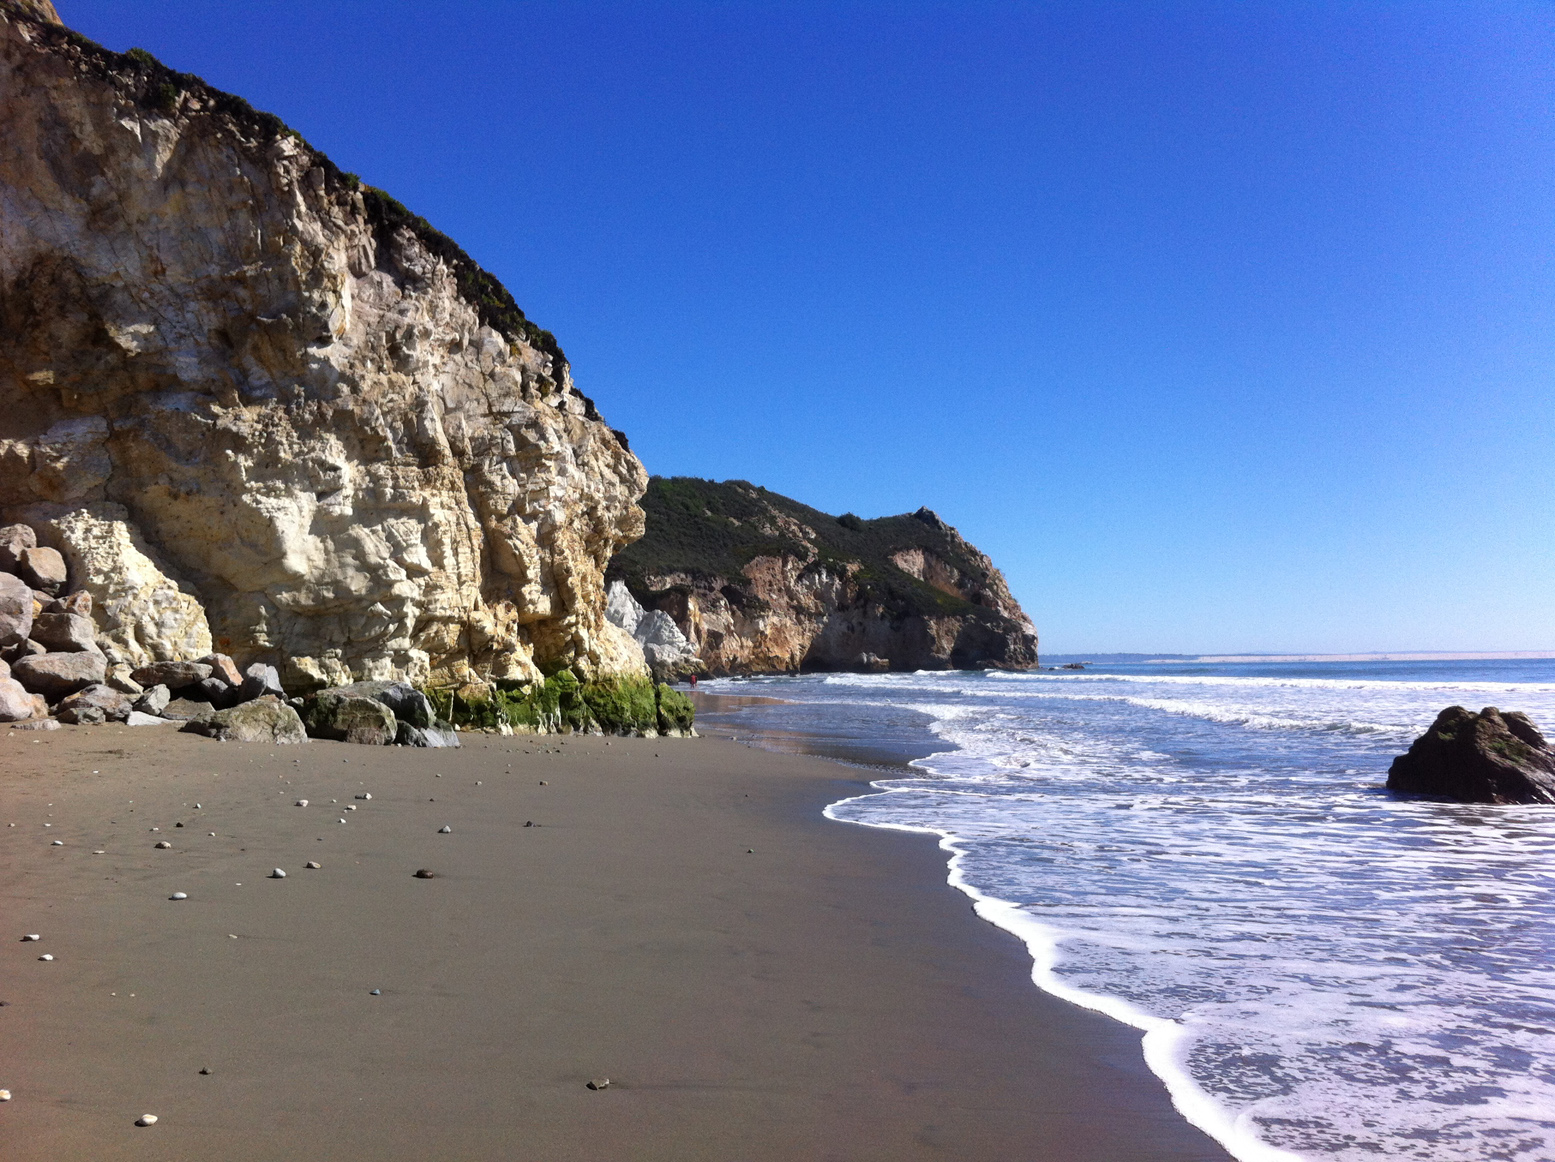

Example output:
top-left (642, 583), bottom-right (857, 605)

top-left (57, 703), bottom-right (104, 725)
top-left (48, 590), bottom-right (92, 617)
top-left (105, 667), bottom-right (144, 696)
top-left (11, 718), bottom-right (59, 731)
top-left (310, 681), bottom-right (433, 729)
top-left (239, 663), bottom-right (285, 703)
top-left (0, 572), bottom-right (33, 648)
top-left (1387, 706), bottom-right (1555, 805)
top-left (181, 697), bottom-right (308, 745)
top-left (161, 698), bottom-right (215, 723)
top-left (130, 661), bottom-right (213, 690)
top-left (0, 523), bottom-right (36, 573)
top-left (192, 677), bottom-right (239, 709)
top-left (395, 721), bottom-right (460, 748)
top-left (196, 653), bottom-right (243, 687)
top-left (303, 694), bottom-right (397, 745)
top-left (11, 651), bottom-right (106, 699)
top-left (56, 683), bottom-right (132, 723)
top-left (18, 546), bottom-right (66, 595)
top-left (125, 711), bottom-right (177, 726)
top-left (133, 684), bottom-right (171, 715)
top-left (0, 675), bottom-right (38, 722)
top-left (29, 612), bottom-right (100, 653)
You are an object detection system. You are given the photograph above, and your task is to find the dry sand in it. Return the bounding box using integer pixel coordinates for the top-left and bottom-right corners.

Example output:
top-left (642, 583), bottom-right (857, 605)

top-left (0, 724), bottom-right (1230, 1161)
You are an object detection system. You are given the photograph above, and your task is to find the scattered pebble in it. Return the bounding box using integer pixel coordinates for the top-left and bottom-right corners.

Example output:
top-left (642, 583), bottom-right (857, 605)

top-left (0, 1089), bottom-right (10, 1101)
top-left (305, 861), bottom-right (321, 869)
top-left (355, 793), bottom-right (371, 800)
top-left (438, 825), bottom-right (451, 833)
top-left (414, 869), bottom-right (435, 879)
top-left (270, 868), bottom-right (286, 879)
top-left (345, 805), bottom-right (356, 811)
top-left (209, 832), bottom-right (216, 837)
top-left (199, 1068), bottom-right (211, 1075)
top-left (169, 892), bottom-right (187, 900)
top-left (369, 988), bottom-right (381, 995)
top-left (295, 800), bottom-right (308, 807)
top-left (135, 1114), bottom-right (157, 1127)
top-left (539, 781), bottom-right (547, 785)
top-left (524, 821), bottom-right (534, 827)
top-left (587, 1078), bottom-right (610, 1090)
top-left (37, 954), bottom-right (52, 961)
top-left (21, 934), bottom-right (39, 942)
top-left (175, 822), bottom-right (183, 828)
top-left (155, 841), bottom-right (171, 849)
top-left (93, 850), bottom-right (105, 854)
top-left (338, 818), bottom-right (346, 824)
top-left (748, 849), bottom-right (755, 854)
top-left (50, 840), bottom-right (62, 846)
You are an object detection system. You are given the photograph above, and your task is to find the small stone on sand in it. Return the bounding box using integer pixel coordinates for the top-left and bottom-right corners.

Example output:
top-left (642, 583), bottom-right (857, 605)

top-left (524, 821), bottom-right (533, 827)
top-left (21, 934), bottom-right (39, 941)
top-left (199, 1068), bottom-right (211, 1075)
top-left (0, 1089), bottom-right (10, 1100)
top-left (305, 861), bottom-right (321, 869)
top-left (414, 868), bottom-right (435, 878)
top-left (209, 832), bottom-right (216, 837)
top-left (155, 840), bottom-right (171, 849)
top-left (135, 1114), bottom-right (157, 1126)
top-left (169, 892), bottom-right (187, 900)
top-left (270, 868), bottom-right (286, 878)
top-left (93, 850), bottom-right (105, 854)
top-left (370, 988), bottom-right (381, 995)
top-left (438, 825), bottom-right (451, 833)
top-left (356, 793), bottom-right (371, 800)
top-left (38, 954), bottom-right (52, 961)
top-left (587, 1078), bottom-right (610, 1090)
top-left (295, 799), bottom-right (308, 807)
top-left (50, 840), bottom-right (62, 845)
top-left (345, 805), bottom-right (356, 810)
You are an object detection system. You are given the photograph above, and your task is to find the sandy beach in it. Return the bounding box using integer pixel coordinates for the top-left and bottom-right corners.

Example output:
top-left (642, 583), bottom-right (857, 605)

top-left (0, 724), bottom-right (1230, 1161)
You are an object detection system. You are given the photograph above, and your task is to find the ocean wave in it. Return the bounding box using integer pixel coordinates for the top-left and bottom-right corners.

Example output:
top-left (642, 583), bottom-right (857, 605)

top-left (989, 671), bottom-right (1555, 695)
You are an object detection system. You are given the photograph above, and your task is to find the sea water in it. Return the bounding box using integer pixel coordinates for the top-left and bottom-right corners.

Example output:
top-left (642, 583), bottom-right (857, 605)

top-left (695, 660), bottom-right (1555, 1162)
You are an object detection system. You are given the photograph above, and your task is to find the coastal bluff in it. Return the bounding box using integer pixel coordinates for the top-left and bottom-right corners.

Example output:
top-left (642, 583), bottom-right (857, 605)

top-left (608, 477), bottom-right (1039, 675)
top-left (0, 1), bottom-right (649, 696)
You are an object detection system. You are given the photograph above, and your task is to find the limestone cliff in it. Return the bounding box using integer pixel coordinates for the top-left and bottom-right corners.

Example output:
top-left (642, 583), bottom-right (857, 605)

top-left (608, 478), bottom-right (1039, 675)
top-left (0, 2), bottom-right (649, 692)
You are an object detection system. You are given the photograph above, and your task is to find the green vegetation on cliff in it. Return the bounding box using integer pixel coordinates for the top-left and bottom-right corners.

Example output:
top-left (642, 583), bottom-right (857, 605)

top-left (608, 476), bottom-right (1008, 624)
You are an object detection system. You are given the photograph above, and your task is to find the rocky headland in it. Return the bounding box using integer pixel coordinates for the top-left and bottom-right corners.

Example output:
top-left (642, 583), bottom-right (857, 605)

top-left (608, 477), bottom-right (1039, 676)
top-left (0, 0), bottom-right (651, 712)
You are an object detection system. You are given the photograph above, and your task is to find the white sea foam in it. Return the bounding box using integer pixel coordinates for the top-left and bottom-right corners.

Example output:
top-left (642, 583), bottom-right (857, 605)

top-left (705, 661), bottom-right (1555, 1162)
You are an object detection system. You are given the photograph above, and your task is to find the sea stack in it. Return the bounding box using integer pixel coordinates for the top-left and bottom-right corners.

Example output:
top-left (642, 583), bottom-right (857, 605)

top-left (1386, 706), bottom-right (1555, 805)
top-left (0, 1), bottom-right (650, 697)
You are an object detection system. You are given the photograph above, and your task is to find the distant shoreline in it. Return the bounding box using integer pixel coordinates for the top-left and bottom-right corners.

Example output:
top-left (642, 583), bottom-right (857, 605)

top-left (1040, 651), bottom-right (1555, 665)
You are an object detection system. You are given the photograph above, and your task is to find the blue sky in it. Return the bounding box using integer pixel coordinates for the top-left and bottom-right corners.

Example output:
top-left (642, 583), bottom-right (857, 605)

top-left (62, 1), bottom-right (1555, 654)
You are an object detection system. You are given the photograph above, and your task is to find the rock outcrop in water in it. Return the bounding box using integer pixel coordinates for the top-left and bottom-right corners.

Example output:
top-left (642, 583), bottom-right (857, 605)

top-left (608, 477), bottom-right (1038, 675)
top-left (0, 1), bottom-right (649, 695)
top-left (1387, 706), bottom-right (1555, 805)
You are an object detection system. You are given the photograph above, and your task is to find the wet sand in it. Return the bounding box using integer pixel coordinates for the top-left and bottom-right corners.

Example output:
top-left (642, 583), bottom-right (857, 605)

top-left (0, 724), bottom-right (1231, 1161)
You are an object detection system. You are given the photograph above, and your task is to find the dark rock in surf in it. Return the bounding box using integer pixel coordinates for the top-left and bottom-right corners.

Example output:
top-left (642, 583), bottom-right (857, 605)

top-left (1387, 706), bottom-right (1555, 805)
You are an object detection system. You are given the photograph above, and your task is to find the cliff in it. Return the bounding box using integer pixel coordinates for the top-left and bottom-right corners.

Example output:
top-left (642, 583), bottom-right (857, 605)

top-left (0, 2), bottom-right (649, 694)
top-left (608, 477), bottom-right (1039, 675)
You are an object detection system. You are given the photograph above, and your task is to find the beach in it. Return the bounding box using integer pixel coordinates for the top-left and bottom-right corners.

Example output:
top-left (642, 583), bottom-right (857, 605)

top-left (0, 724), bottom-right (1229, 1161)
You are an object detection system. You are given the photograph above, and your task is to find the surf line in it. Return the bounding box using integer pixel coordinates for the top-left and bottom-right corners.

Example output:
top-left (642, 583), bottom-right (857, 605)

top-left (823, 783), bottom-right (1307, 1162)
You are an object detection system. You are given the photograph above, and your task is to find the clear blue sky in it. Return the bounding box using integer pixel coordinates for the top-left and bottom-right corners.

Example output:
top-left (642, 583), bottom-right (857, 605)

top-left (60, 1), bottom-right (1554, 654)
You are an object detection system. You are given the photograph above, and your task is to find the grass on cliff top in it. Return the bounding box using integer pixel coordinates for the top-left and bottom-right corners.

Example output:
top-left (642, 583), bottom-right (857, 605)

top-left (4, 3), bottom-right (567, 375)
top-left (608, 476), bottom-right (1006, 623)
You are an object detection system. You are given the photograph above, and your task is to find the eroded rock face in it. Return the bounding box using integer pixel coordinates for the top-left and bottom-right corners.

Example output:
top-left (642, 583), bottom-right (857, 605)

top-left (1387, 706), bottom-right (1555, 805)
top-left (0, 5), bottom-right (647, 692)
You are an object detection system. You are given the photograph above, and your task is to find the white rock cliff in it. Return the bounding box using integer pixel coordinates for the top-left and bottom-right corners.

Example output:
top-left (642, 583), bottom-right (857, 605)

top-left (0, 3), bottom-right (649, 692)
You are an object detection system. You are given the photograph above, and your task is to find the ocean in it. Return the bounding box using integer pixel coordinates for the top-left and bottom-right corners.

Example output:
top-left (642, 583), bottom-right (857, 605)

top-left (692, 659), bottom-right (1555, 1162)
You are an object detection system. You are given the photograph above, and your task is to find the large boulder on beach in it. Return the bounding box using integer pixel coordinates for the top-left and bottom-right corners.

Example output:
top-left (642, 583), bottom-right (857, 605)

top-left (0, 571), bottom-right (33, 648)
top-left (239, 663), bottom-right (285, 702)
top-left (17, 545), bottom-right (66, 595)
top-left (181, 697), bottom-right (308, 744)
top-left (315, 681), bottom-right (434, 729)
top-left (303, 693), bottom-right (398, 745)
top-left (130, 661), bottom-right (212, 690)
top-left (57, 683), bottom-right (132, 724)
top-left (160, 697), bottom-right (215, 723)
top-left (1387, 706), bottom-right (1555, 805)
top-left (396, 721), bottom-right (460, 748)
top-left (29, 611), bottom-right (99, 653)
top-left (196, 653), bottom-right (243, 687)
top-left (12, 650), bottom-right (105, 698)
top-left (0, 675), bottom-right (38, 721)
